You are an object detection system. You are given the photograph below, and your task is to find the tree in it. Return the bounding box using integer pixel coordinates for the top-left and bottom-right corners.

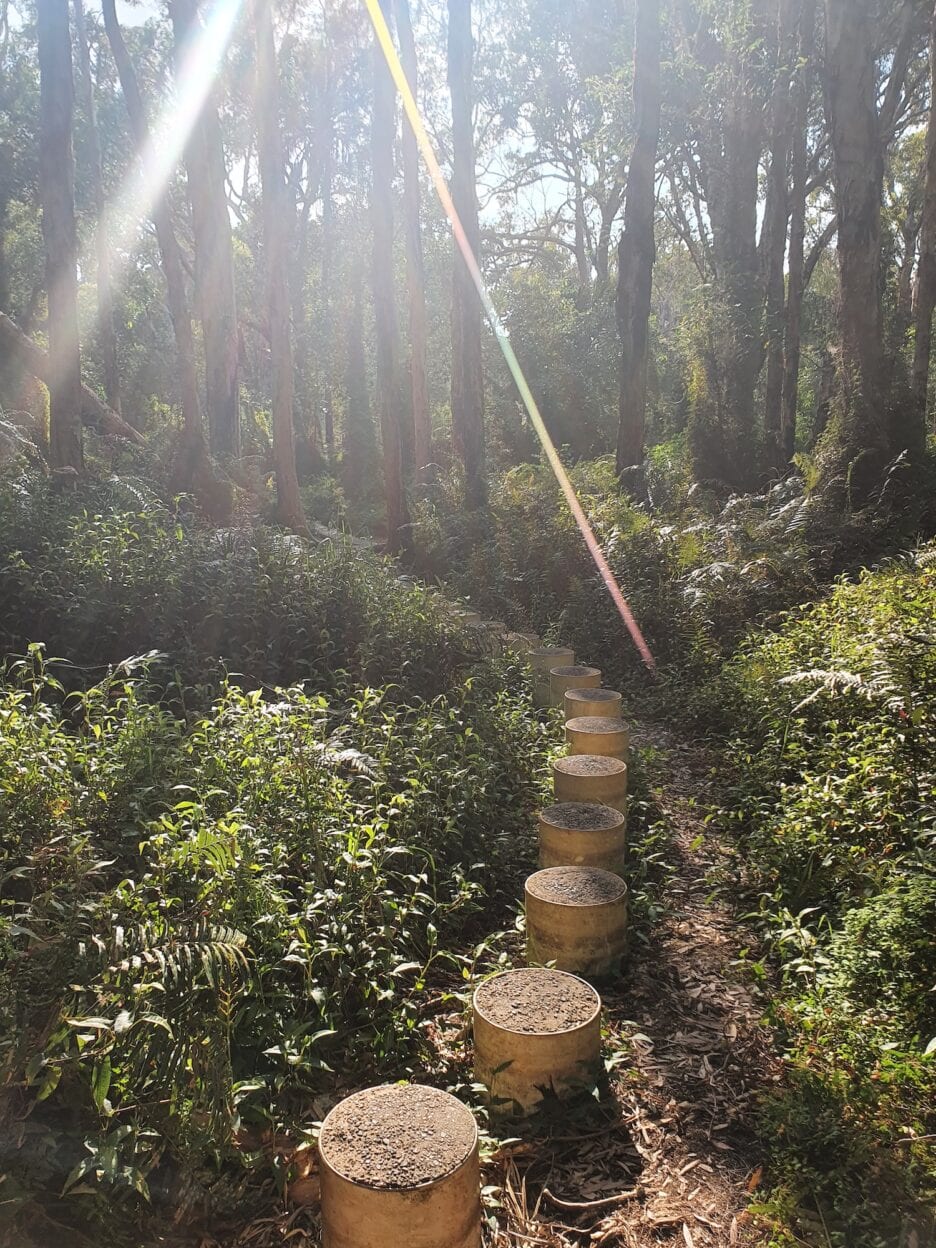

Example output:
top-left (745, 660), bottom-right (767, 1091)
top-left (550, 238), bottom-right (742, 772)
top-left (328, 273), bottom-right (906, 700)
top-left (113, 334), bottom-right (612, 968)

top-left (371, 0), bottom-right (410, 550)
top-left (913, 0), bottom-right (936, 428)
top-left (779, 0), bottom-right (816, 464)
top-left (615, 0), bottom-right (661, 476)
top-left (102, 0), bottom-right (205, 476)
top-left (821, 0), bottom-right (925, 488)
top-left (253, 0), bottom-right (307, 535)
top-left (703, 2), bottom-right (768, 488)
top-left (822, 0), bottom-right (887, 485)
top-left (73, 0), bottom-right (120, 416)
top-left (36, 0), bottom-right (83, 470)
top-left (448, 0), bottom-right (486, 509)
top-left (762, 0), bottom-right (800, 470)
top-left (395, 0), bottom-right (432, 484)
top-left (169, 0), bottom-right (240, 460)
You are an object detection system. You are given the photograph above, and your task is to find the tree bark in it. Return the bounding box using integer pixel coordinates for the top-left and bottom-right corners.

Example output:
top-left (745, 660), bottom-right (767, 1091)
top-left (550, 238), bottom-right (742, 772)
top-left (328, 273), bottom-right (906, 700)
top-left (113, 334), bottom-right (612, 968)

top-left (395, 0), bottom-right (432, 484)
top-left (73, 0), bottom-right (121, 417)
top-left (341, 280), bottom-right (377, 502)
top-left (691, 0), bottom-right (768, 490)
top-left (169, 0), bottom-right (240, 460)
top-left (912, 1), bottom-right (936, 430)
top-left (36, 0), bottom-right (83, 471)
top-left (320, 21), bottom-right (336, 459)
top-left (372, 0), bottom-right (411, 550)
top-left (253, 0), bottom-right (307, 536)
top-left (0, 312), bottom-right (144, 444)
top-left (615, 0), bottom-right (661, 475)
top-left (779, 0), bottom-right (816, 465)
top-left (448, 0), bottom-right (486, 510)
top-left (822, 0), bottom-right (890, 485)
top-left (762, 0), bottom-right (799, 470)
top-left (102, 0), bottom-right (205, 474)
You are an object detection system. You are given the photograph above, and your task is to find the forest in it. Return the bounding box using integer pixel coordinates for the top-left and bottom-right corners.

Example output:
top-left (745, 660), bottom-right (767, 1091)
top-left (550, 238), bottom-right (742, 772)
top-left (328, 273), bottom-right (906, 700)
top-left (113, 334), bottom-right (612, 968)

top-left (0, 0), bottom-right (935, 1244)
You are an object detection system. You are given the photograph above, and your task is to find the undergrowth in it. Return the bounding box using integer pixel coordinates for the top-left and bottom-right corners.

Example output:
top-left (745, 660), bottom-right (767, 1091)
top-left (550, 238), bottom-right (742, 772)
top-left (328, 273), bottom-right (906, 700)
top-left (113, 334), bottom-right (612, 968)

top-left (720, 546), bottom-right (936, 1246)
top-left (0, 647), bottom-right (557, 1240)
top-left (0, 472), bottom-right (470, 702)
top-left (411, 451), bottom-right (932, 718)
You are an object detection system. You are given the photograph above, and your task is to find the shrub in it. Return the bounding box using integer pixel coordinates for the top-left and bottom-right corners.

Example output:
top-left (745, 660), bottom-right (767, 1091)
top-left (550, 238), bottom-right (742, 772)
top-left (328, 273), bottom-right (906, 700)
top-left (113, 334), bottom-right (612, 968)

top-left (0, 471), bottom-right (472, 701)
top-left (0, 650), bottom-right (553, 1230)
top-left (720, 545), bottom-right (936, 1245)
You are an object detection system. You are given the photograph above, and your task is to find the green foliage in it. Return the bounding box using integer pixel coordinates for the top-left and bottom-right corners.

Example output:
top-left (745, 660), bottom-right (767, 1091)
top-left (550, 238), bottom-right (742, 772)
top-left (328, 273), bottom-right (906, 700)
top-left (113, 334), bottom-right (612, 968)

top-left (720, 547), bottom-right (936, 1245)
top-left (0, 649), bottom-right (553, 1230)
top-left (413, 457), bottom-right (826, 708)
top-left (0, 471), bottom-right (472, 700)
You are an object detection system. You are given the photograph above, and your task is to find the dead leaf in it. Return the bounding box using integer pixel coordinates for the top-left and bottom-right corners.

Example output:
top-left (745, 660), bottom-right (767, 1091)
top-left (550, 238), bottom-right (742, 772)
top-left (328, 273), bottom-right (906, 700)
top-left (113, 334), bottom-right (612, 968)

top-left (746, 1165), bottom-right (763, 1192)
top-left (682, 1223), bottom-right (696, 1248)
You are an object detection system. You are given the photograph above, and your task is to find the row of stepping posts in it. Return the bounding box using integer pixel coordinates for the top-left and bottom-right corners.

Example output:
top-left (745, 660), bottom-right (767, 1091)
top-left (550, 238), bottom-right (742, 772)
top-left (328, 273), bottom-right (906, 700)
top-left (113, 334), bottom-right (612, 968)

top-left (317, 611), bottom-right (629, 1247)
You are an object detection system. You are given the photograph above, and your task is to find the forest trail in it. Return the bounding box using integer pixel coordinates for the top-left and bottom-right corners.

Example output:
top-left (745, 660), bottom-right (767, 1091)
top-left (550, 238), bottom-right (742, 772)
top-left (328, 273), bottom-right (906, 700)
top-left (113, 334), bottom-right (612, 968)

top-left (483, 722), bottom-right (782, 1248)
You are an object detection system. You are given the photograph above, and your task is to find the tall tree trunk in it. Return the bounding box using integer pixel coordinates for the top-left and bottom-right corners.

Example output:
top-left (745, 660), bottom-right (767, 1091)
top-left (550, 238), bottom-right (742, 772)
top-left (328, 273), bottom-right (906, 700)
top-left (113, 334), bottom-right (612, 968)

top-left (169, 0), bottom-right (240, 460)
top-left (37, 0), bottom-right (83, 471)
top-left (102, 0), bottom-right (205, 472)
top-left (913, 1), bottom-right (936, 430)
top-left (694, 0), bottom-right (768, 490)
top-left (395, 0), bottom-right (432, 484)
top-left (341, 281), bottom-right (377, 501)
top-left (615, 0), bottom-right (661, 475)
top-left (371, 0), bottom-right (411, 550)
top-left (253, 0), bottom-right (307, 535)
top-left (779, 0), bottom-right (816, 464)
top-left (762, 0), bottom-right (799, 470)
top-left (73, 0), bottom-right (121, 417)
top-left (320, 16), bottom-right (336, 460)
top-left (821, 0), bottom-right (891, 487)
top-left (447, 0), bottom-right (486, 510)
top-left (595, 188), bottom-right (623, 287)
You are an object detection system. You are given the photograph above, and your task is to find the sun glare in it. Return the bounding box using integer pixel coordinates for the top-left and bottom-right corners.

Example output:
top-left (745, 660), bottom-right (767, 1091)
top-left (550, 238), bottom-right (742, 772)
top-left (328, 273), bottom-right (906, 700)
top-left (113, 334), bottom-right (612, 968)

top-left (102, 0), bottom-right (243, 279)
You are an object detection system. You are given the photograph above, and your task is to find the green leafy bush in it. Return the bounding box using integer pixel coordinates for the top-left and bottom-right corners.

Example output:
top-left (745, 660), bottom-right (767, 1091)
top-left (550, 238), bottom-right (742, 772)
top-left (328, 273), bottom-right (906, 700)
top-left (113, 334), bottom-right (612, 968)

top-left (0, 472), bottom-right (471, 701)
top-left (0, 650), bottom-right (552, 1229)
top-left (720, 546), bottom-right (936, 1244)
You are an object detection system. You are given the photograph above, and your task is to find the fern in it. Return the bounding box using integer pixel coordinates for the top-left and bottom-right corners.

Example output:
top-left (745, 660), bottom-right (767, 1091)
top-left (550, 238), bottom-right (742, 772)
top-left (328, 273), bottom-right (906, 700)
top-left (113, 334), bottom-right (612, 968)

top-left (67, 919), bottom-right (249, 1127)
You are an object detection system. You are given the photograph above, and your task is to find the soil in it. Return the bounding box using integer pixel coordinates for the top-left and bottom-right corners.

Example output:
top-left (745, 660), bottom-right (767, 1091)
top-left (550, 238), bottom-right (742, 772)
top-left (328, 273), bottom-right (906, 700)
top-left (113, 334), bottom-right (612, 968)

top-left (541, 801), bottom-right (623, 830)
top-left (474, 967), bottom-right (599, 1034)
top-left (566, 688), bottom-right (621, 704)
top-left (319, 1084), bottom-right (476, 1189)
top-left (553, 754), bottom-right (627, 777)
top-left (550, 665), bottom-right (600, 677)
top-left (567, 716), bottom-right (628, 734)
top-left (527, 866), bottom-right (626, 906)
top-left (478, 721), bottom-right (784, 1248)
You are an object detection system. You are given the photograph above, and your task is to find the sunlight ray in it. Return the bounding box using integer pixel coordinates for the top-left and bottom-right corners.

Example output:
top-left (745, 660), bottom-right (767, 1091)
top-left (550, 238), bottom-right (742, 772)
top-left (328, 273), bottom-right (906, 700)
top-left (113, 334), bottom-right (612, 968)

top-left (363, 0), bottom-right (656, 673)
top-left (101, 0), bottom-right (243, 292)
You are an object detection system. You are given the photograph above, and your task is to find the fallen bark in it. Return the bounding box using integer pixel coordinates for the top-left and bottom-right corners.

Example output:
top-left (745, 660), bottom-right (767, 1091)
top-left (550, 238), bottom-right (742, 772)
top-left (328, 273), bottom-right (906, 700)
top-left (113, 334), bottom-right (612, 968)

top-left (0, 311), bottom-right (145, 446)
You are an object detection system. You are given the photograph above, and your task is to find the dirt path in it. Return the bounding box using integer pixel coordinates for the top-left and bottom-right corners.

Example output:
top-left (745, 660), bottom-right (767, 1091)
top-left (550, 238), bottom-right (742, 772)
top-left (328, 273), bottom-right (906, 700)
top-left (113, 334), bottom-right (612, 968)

top-left (214, 721), bottom-right (783, 1248)
top-left (484, 723), bottom-right (782, 1248)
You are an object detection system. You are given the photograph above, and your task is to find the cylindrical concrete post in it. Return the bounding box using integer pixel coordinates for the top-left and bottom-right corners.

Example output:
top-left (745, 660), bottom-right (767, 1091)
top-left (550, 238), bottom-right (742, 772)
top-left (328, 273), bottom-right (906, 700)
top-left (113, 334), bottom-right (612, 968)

top-left (319, 1084), bottom-right (481, 1248)
top-left (538, 801), bottom-right (626, 872)
top-left (552, 754), bottom-right (627, 816)
top-left (472, 968), bottom-right (601, 1115)
top-left (528, 646), bottom-right (574, 707)
top-left (563, 687), bottom-right (623, 723)
top-left (525, 866), bottom-right (627, 979)
top-left (566, 716), bottom-right (629, 762)
top-left (548, 665), bottom-right (601, 708)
